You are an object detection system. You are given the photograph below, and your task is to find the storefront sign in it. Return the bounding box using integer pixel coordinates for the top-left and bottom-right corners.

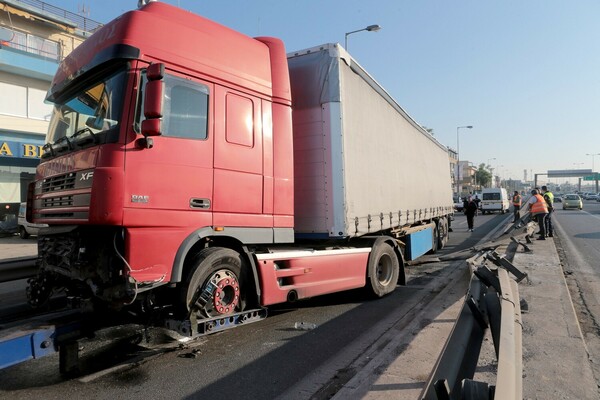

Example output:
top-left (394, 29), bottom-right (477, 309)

top-left (0, 140), bottom-right (45, 159)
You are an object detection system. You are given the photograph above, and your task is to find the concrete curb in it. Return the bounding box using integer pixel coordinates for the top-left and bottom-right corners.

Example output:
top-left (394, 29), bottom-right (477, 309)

top-left (515, 237), bottom-right (598, 399)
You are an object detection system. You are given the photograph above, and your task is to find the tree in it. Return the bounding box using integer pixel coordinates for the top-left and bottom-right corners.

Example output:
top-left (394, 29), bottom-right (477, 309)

top-left (476, 163), bottom-right (492, 188)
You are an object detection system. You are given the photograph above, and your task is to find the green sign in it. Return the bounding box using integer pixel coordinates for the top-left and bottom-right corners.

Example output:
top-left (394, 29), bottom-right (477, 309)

top-left (583, 173), bottom-right (600, 181)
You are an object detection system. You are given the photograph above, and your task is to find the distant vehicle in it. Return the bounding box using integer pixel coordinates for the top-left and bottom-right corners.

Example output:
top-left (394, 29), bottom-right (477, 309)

top-left (586, 193), bottom-right (599, 201)
top-left (454, 196), bottom-right (464, 212)
top-left (553, 194), bottom-right (562, 203)
top-left (17, 203), bottom-right (47, 239)
top-left (0, 213), bottom-right (17, 235)
top-left (562, 194), bottom-right (583, 210)
top-left (480, 188), bottom-right (510, 214)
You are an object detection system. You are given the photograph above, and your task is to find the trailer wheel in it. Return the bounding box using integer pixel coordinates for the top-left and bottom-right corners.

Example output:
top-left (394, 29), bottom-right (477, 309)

top-left (437, 219), bottom-right (448, 249)
top-left (180, 247), bottom-right (244, 319)
top-left (430, 223), bottom-right (440, 254)
top-left (366, 242), bottom-right (399, 297)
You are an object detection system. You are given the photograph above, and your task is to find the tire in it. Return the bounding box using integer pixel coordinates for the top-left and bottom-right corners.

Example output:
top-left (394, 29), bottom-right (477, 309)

top-left (366, 242), bottom-right (399, 297)
top-left (179, 247), bottom-right (245, 319)
top-left (437, 219), bottom-right (447, 250)
top-left (431, 223), bottom-right (440, 254)
top-left (18, 226), bottom-right (29, 239)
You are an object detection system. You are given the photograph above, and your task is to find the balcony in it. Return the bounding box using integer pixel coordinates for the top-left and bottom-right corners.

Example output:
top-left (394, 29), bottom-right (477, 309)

top-left (0, 39), bottom-right (59, 81)
top-left (4, 0), bottom-right (102, 34)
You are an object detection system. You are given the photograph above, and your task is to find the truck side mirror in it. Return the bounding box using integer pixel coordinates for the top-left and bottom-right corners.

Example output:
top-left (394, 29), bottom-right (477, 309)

top-left (141, 63), bottom-right (165, 137)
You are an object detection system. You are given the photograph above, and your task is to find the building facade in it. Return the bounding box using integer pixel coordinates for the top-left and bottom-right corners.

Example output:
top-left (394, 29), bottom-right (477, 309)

top-left (447, 147), bottom-right (458, 195)
top-left (0, 0), bottom-right (101, 217)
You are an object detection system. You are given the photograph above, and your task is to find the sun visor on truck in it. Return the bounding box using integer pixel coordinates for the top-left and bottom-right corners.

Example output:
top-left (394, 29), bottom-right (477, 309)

top-left (287, 50), bottom-right (341, 108)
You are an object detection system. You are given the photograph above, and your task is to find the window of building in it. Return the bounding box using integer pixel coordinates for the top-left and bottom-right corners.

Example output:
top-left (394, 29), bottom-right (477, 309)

top-left (0, 82), bottom-right (52, 120)
top-left (0, 82), bottom-right (27, 117)
top-left (0, 28), bottom-right (59, 60)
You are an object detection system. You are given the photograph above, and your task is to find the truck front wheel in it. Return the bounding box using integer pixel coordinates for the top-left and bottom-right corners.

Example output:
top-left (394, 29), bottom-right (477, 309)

top-left (366, 242), bottom-right (399, 297)
top-left (180, 247), bottom-right (244, 319)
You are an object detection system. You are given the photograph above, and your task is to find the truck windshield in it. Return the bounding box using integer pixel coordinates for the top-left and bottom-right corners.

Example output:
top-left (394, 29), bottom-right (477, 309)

top-left (45, 68), bottom-right (128, 155)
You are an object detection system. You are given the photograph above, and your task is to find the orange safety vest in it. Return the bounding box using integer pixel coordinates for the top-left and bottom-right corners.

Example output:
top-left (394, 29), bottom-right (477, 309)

top-left (512, 194), bottom-right (521, 206)
top-left (530, 194), bottom-right (548, 214)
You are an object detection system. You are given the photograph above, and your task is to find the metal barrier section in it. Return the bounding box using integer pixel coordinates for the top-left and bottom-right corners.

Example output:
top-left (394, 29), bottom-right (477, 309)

top-left (0, 257), bottom-right (37, 283)
top-left (420, 251), bottom-right (525, 400)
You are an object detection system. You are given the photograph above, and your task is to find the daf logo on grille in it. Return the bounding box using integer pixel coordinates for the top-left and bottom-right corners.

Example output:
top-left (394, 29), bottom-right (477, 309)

top-left (132, 195), bottom-right (150, 203)
top-left (80, 172), bottom-right (94, 181)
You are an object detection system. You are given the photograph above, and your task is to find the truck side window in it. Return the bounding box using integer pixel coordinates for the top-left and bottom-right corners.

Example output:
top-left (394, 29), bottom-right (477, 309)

top-left (156, 74), bottom-right (209, 140)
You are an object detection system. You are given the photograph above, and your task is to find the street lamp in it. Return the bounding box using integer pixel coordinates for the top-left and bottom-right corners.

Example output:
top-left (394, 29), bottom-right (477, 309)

top-left (344, 24), bottom-right (381, 50)
top-left (586, 153), bottom-right (600, 171)
top-left (487, 158), bottom-right (496, 188)
top-left (456, 125), bottom-right (473, 194)
top-left (496, 165), bottom-right (504, 188)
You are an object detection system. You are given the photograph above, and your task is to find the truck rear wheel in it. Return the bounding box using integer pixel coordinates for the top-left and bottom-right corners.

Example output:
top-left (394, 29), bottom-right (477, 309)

top-left (180, 247), bottom-right (244, 319)
top-left (366, 242), bottom-right (399, 297)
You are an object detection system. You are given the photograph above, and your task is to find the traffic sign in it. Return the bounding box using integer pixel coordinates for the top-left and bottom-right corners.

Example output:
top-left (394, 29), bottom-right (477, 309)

top-left (583, 173), bottom-right (600, 181)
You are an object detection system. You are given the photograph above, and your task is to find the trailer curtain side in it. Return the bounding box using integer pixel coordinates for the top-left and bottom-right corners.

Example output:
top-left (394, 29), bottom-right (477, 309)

top-left (288, 44), bottom-right (453, 238)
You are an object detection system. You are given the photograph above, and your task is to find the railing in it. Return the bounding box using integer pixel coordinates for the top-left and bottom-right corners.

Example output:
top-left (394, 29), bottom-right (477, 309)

top-left (420, 248), bottom-right (527, 400)
top-left (7, 0), bottom-right (103, 33)
top-left (0, 29), bottom-right (60, 61)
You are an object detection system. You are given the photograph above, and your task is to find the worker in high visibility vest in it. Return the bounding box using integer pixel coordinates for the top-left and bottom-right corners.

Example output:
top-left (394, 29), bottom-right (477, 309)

top-left (527, 189), bottom-right (549, 240)
top-left (512, 190), bottom-right (522, 223)
top-left (541, 185), bottom-right (554, 237)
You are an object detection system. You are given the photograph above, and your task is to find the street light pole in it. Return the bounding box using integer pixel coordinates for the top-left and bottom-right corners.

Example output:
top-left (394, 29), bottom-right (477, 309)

top-left (496, 165), bottom-right (504, 188)
top-left (456, 125), bottom-right (473, 195)
top-left (586, 153), bottom-right (600, 171)
top-left (344, 24), bottom-right (381, 51)
top-left (487, 157), bottom-right (496, 188)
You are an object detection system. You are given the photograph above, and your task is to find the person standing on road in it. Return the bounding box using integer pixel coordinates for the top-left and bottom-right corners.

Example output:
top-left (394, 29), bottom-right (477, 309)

top-left (527, 189), bottom-right (548, 240)
top-left (542, 185), bottom-right (554, 237)
top-left (512, 190), bottom-right (522, 223)
top-left (464, 196), bottom-right (478, 232)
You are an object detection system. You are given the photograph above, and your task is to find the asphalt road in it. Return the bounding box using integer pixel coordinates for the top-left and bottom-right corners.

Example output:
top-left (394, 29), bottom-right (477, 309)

top-left (0, 211), bottom-right (510, 399)
top-left (552, 199), bottom-right (600, 382)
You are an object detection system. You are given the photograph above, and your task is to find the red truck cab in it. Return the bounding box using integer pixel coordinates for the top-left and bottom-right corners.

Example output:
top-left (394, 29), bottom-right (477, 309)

top-left (29, 2), bottom-right (297, 315)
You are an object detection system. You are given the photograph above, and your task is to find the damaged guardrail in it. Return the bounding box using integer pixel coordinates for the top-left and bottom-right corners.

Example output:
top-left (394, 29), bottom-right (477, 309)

top-left (0, 257), bottom-right (37, 283)
top-left (420, 246), bottom-right (528, 400)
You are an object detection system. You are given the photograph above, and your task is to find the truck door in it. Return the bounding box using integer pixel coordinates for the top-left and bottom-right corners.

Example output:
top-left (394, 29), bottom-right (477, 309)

top-left (213, 86), bottom-right (267, 227)
top-left (124, 72), bottom-right (214, 228)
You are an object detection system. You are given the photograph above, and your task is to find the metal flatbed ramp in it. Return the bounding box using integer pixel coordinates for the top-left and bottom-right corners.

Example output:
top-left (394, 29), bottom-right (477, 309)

top-left (0, 310), bottom-right (84, 370)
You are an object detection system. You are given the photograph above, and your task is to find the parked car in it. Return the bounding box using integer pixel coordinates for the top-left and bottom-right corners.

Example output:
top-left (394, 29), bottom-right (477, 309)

top-left (453, 196), bottom-right (464, 212)
top-left (17, 202), bottom-right (47, 239)
top-left (587, 193), bottom-right (599, 201)
top-left (0, 213), bottom-right (17, 236)
top-left (562, 194), bottom-right (583, 210)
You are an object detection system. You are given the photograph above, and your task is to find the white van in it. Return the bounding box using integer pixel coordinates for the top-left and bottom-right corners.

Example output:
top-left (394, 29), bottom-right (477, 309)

top-left (17, 202), bottom-right (47, 239)
top-left (481, 188), bottom-right (510, 214)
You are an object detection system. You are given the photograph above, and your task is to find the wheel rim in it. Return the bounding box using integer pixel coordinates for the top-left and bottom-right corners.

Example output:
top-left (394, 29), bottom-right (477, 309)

top-left (376, 253), bottom-right (394, 286)
top-left (201, 269), bottom-right (240, 318)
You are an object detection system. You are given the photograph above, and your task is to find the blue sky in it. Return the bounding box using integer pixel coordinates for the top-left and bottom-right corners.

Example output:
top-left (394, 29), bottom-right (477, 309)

top-left (54, 0), bottom-right (600, 183)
